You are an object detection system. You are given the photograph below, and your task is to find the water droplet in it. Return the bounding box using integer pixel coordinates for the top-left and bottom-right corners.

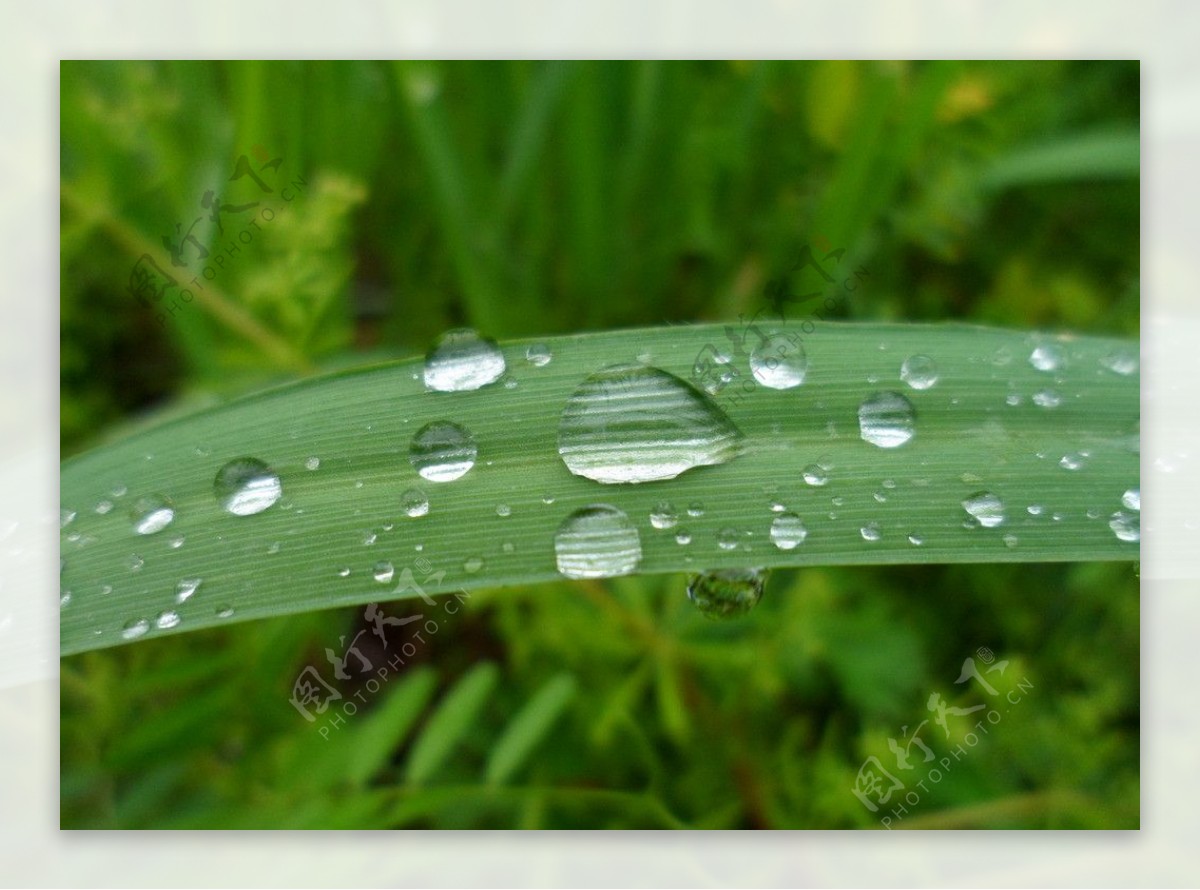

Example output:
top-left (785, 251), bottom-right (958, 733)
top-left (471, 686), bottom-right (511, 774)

top-left (1003, 533), bottom-right (1019, 549)
top-left (525, 343), bottom-right (553, 367)
top-left (410, 421), bottom-right (477, 482)
top-left (749, 333), bottom-right (807, 389)
top-left (60, 591), bottom-right (72, 608)
top-left (1109, 510), bottom-right (1140, 542)
top-left (401, 487), bottom-right (430, 518)
top-left (674, 528), bottom-right (692, 545)
top-left (687, 568), bottom-right (766, 619)
top-left (99, 584), bottom-right (112, 596)
top-left (305, 456), bottom-right (321, 471)
top-left (129, 554), bottom-right (144, 572)
top-left (554, 505), bottom-right (642, 578)
top-left (337, 567), bottom-right (351, 578)
top-left (1100, 351), bottom-right (1139, 376)
top-left (858, 392), bottom-right (916, 448)
top-left (423, 328), bottom-right (506, 392)
top-left (175, 578), bottom-right (201, 604)
top-left (1027, 504), bottom-right (1045, 516)
top-left (169, 535), bottom-right (185, 549)
top-left (1032, 389), bottom-right (1062, 409)
top-left (1029, 343), bottom-right (1065, 372)
top-left (769, 500), bottom-right (786, 513)
top-left (502, 541), bottom-right (515, 554)
top-left (716, 528), bottom-right (740, 551)
top-left (687, 502), bottom-right (705, 517)
top-left (873, 490), bottom-right (888, 503)
top-left (155, 610), bottom-right (181, 630)
top-left (650, 501), bottom-right (678, 530)
top-left (963, 491), bottom-right (1005, 528)
top-left (214, 458), bottom-right (282, 516)
top-left (95, 499), bottom-right (114, 515)
top-left (992, 346), bottom-right (1013, 367)
top-left (557, 364), bottom-right (744, 484)
top-left (373, 561), bottom-right (395, 583)
top-left (463, 556), bottom-right (484, 574)
top-left (1121, 488), bottom-right (1140, 511)
top-left (1059, 453), bottom-right (1085, 471)
top-left (1005, 393), bottom-right (1022, 407)
top-left (541, 494), bottom-right (555, 505)
top-left (60, 509), bottom-right (76, 528)
top-left (900, 355), bottom-right (939, 390)
top-left (121, 618), bottom-right (150, 640)
top-left (803, 463), bottom-right (829, 486)
top-left (907, 533), bottom-right (924, 546)
top-left (131, 494), bottom-right (175, 535)
top-left (495, 503), bottom-right (512, 518)
top-left (360, 531), bottom-right (376, 547)
top-left (860, 522), bottom-right (882, 542)
top-left (770, 513), bottom-right (807, 550)
top-left (216, 605), bottom-right (235, 619)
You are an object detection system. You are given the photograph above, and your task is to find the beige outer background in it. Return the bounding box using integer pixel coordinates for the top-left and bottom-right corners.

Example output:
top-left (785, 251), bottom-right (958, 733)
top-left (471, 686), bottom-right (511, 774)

top-left (1, 1), bottom-right (1191, 884)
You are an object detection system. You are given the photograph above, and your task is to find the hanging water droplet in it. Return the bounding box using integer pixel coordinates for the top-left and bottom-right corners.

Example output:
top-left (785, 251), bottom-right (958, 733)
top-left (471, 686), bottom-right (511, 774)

top-left (554, 505), bottom-right (642, 578)
top-left (410, 421), bottom-right (477, 482)
top-left (463, 556), bottom-right (484, 574)
top-left (131, 494), bottom-right (175, 535)
top-left (803, 464), bottom-right (829, 486)
top-left (770, 513), bottom-right (807, 550)
top-left (1121, 488), bottom-right (1140, 511)
top-left (525, 343), bottom-right (553, 367)
top-left (1032, 389), bottom-right (1062, 408)
top-left (749, 333), bottom-right (808, 389)
top-left (423, 328), bottom-right (506, 392)
top-left (373, 561), bottom-right (395, 583)
top-left (305, 456), bottom-right (321, 471)
top-left (401, 487), bottom-right (430, 518)
top-left (686, 568), bottom-right (766, 619)
top-left (1109, 510), bottom-right (1140, 542)
top-left (1029, 343), bottom-right (1065, 372)
top-left (214, 458), bottom-right (282, 516)
top-left (175, 578), bottom-right (201, 604)
top-left (860, 522), bottom-right (882, 542)
top-left (121, 618), bottom-right (150, 639)
top-left (858, 391), bottom-right (916, 448)
top-left (963, 491), bottom-right (1005, 528)
top-left (495, 503), bottom-right (512, 518)
top-left (650, 501), bottom-right (678, 530)
top-left (1100, 351), bottom-right (1138, 376)
top-left (557, 364), bottom-right (744, 484)
top-left (716, 528), bottom-right (740, 551)
top-left (900, 355), bottom-right (939, 390)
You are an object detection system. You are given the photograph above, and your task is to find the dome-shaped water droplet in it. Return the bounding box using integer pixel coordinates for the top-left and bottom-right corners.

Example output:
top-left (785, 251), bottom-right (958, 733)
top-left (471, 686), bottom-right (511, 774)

top-left (900, 355), bottom-right (939, 390)
top-left (1122, 488), bottom-right (1140, 511)
top-left (1029, 343), bottom-right (1065, 372)
top-left (687, 502), bottom-right (705, 517)
top-left (554, 505), bottom-right (642, 578)
top-left (770, 513), bottom-right (807, 550)
top-left (216, 605), bottom-right (235, 618)
top-left (495, 503), bottom-right (511, 517)
top-left (1003, 533), bottom-right (1019, 549)
top-left (802, 463), bottom-right (829, 486)
top-left (749, 334), bottom-right (807, 389)
top-left (963, 491), bottom-right (1005, 528)
top-left (858, 391), bottom-right (916, 448)
top-left (155, 610), bottom-right (181, 630)
top-left (175, 578), bottom-right (201, 604)
top-left (95, 499), bottom-right (114, 515)
top-left (650, 501), bottom-right (678, 530)
top-left (1100, 351), bottom-right (1139, 376)
top-left (860, 521), bottom-right (882, 542)
top-left (410, 421), bottom-right (477, 482)
top-left (121, 618), bottom-right (150, 640)
top-left (214, 458), bottom-right (282, 516)
top-left (401, 487), bottom-right (430, 517)
top-left (907, 533), bottom-right (924, 546)
top-left (463, 556), bottom-right (484, 574)
top-left (60, 509), bottom-right (76, 528)
top-left (674, 528), bottom-right (692, 545)
top-left (1109, 510), bottom-right (1140, 542)
top-left (373, 561), bottom-right (395, 583)
top-left (525, 343), bottom-right (553, 367)
top-left (305, 456), bottom-right (321, 471)
top-left (687, 568), bottom-right (766, 619)
top-left (716, 528), bottom-right (740, 551)
top-left (1032, 389), bottom-right (1062, 408)
top-left (423, 328), bottom-right (506, 392)
top-left (131, 494), bottom-right (175, 535)
top-left (1059, 453), bottom-right (1085, 471)
top-left (557, 364), bottom-right (744, 484)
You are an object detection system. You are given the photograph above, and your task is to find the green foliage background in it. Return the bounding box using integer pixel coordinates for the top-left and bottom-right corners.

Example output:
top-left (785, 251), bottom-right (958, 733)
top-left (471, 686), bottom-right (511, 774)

top-left (60, 60), bottom-right (1139, 828)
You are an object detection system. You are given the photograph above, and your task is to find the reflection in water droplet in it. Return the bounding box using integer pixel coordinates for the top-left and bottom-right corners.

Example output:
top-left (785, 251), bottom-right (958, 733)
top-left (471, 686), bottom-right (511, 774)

top-left (1029, 343), bottom-right (1065, 372)
top-left (1109, 510), bottom-right (1140, 542)
top-left (1122, 488), bottom-right (1140, 511)
top-left (1032, 389), bottom-right (1062, 408)
top-left (554, 505), bottom-right (642, 579)
top-left (175, 578), bottom-right (201, 604)
top-left (749, 333), bottom-right (808, 389)
top-left (803, 464), bottom-right (829, 486)
top-left (60, 591), bottom-right (72, 608)
top-left (373, 561), bottom-right (395, 583)
top-left (423, 328), bottom-right (506, 392)
top-left (650, 501), bottom-right (678, 530)
top-left (132, 494), bottom-right (175, 535)
top-left (770, 513), bottom-right (807, 550)
top-left (858, 391), bottom-right (916, 448)
top-left (963, 491), bottom-right (1005, 528)
top-left (156, 610), bottom-right (181, 630)
top-left (214, 458), bottom-right (282, 516)
top-left (900, 355), bottom-right (939, 390)
top-left (1027, 504), bottom-right (1045, 516)
top-left (122, 618), bottom-right (150, 640)
top-left (557, 364), bottom-right (744, 484)
top-left (410, 421), bottom-right (477, 483)
top-left (687, 568), bottom-right (767, 619)
top-left (860, 522), bottom-right (882, 542)
top-left (525, 343), bottom-right (553, 367)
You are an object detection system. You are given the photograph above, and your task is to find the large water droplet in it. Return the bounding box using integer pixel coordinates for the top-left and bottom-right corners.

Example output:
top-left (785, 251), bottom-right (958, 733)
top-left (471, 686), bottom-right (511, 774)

top-left (963, 491), bottom-right (1005, 528)
top-left (132, 494), bottom-right (175, 535)
top-left (1029, 343), bottom-right (1065, 372)
top-left (423, 328), bottom-right (506, 392)
top-left (687, 568), bottom-right (766, 619)
top-left (214, 458), bottom-right (282, 516)
top-left (557, 364), bottom-right (744, 484)
top-left (749, 333), bottom-right (807, 389)
top-left (410, 421), bottom-right (477, 482)
top-left (554, 505), bottom-right (642, 578)
top-left (770, 513), bottom-right (807, 550)
top-left (858, 391), bottom-right (916, 448)
top-left (900, 355), bottom-right (939, 390)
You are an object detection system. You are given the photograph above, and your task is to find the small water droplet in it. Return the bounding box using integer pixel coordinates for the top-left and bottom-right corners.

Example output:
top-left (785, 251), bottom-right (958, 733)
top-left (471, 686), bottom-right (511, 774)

top-left (554, 505), bottom-right (642, 579)
top-left (130, 554), bottom-right (144, 572)
top-left (373, 561), bottom-right (395, 583)
top-left (495, 503), bottom-right (512, 518)
top-left (1059, 453), bottom-right (1085, 471)
top-left (992, 346), bottom-right (1013, 366)
top-left (650, 501), bottom-right (678, 530)
top-left (1032, 389), bottom-right (1062, 409)
top-left (99, 584), bottom-right (112, 596)
top-left (858, 391), bottom-right (916, 448)
top-left (770, 513), bottom-right (807, 550)
top-left (963, 491), bottom-right (1005, 528)
top-left (463, 556), bottom-right (484, 574)
top-left (900, 355), bottom-right (939, 390)
top-left (525, 343), bottom-right (553, 367)
top-left (557, 364), bottom-right (744, 484)
top-left (410, 421), bottom-right (477, 482)
top-left (169, 535), bottom-right (185, 549)
top-left (687, 568), bottom-right (766, 619)
top-left (674, 528), bottom-right (692, 545)
top-left (907, 533), bottom-right (924, 546)
top-left (1100, 351), bottom-right (1139, 376)
top-left (873, 490), bottom-right (888, 503)
top-left (1003, 533), bottom-right (1019, 549)
top-left (361, 531), bottom-right (376, 546)
top-left (95, 499), bottom-right (113, 515)
top-left (716, 528), bottom-right (740, 551)
top-left (216, 605), bottom-right (235, 618)
top-left (214, 458), bottom-right (282, 516)
top-left (749, 333), bottom-right (808, 389)
top-left (803, 464), bottom-right (829, 486)
top-left (131, 494), bottom-right (175, 535)
top-left (1029, 343), bottom-right (1065, 372)
top-left (401, 487), bottom-right (430, 518)
top-left (60, 591), bottom-right (72, 608)
top-left (1109, 510), bottom-right (1140, 542)
top-left (1027, 504), bottom-right (1045, 516)
top-left (156, 610), bottom-right (181, 630)
top-left (175, 578), bottom-right (201, 604)
top-left (60, 509), bottom-right (76, 528)
top-left (423, 328), bottom-right (506, 392)
top-left (687, 502), bottom-right (705, 517)
top-left (860, 522), bottom-right (882, 542)
top-left (502, 541), bottom-right (515, 554)
top-left (769, 500), bottom-right (786, 513)
top-left (1122, 488), bottom-right (1140, 511)
top-left (305, 456), bottom-right (321, 471)
top-left (337, 567), bottom-right (351, 578)
top-left (121, 618), bottom-right (150, 640)
top-left (1005, 393), bottom-right (1022, 407)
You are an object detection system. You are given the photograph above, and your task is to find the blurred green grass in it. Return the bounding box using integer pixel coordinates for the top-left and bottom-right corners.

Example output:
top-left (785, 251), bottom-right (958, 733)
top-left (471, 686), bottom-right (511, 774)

top-left (59, 60), bottom-right (1139, 829)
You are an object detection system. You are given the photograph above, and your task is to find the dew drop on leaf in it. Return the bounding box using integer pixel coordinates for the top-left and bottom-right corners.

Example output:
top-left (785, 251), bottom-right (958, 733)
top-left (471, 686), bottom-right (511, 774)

top-left (554, 505), bottom-right (642, 579)
top-left (423, 328), bottom-right (506, 392)
top-left (858, 391), bottom-right (916, 448)
top-left (214, 458), bottom-right (282, 516)
top-left (410, 421), bottom-right (477, 483)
